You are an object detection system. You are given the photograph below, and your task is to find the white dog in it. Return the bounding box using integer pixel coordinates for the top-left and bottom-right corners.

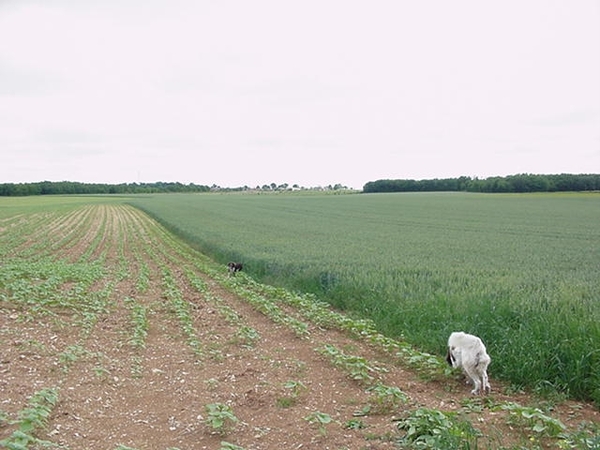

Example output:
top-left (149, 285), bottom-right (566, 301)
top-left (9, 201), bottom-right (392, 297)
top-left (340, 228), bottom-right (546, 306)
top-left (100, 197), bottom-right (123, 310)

top-left (446, 331), bottom-right (491, 395)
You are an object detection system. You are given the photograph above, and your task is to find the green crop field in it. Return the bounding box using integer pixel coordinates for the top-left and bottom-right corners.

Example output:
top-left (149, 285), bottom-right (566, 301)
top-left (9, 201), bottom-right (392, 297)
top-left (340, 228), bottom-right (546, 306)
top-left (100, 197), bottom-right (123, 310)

top-left (1, 192), bottom-right (598, 406)
top-left (128, 191), bottom-right (600, 403)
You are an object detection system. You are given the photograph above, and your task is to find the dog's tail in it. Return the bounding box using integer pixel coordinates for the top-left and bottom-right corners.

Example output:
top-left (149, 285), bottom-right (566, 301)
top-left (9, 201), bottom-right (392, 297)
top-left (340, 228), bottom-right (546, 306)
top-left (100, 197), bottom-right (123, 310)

top-left (445, 347), bottom-right (454, 366)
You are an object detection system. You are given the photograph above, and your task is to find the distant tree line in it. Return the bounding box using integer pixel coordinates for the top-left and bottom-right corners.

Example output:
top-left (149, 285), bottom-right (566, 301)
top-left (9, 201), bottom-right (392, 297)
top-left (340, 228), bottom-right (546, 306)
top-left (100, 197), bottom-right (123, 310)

top-left (0, 181), bottom-right (211, 196)
top-left (0, 181), bottom-right (352, 196)
top-left (363, 174), bottom-right (600, 194)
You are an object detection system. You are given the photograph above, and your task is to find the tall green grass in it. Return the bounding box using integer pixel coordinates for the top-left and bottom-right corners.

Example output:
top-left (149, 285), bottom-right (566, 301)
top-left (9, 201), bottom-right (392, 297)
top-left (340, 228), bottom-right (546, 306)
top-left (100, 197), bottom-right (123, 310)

top-left (128, 191), bottom-right (600, 404)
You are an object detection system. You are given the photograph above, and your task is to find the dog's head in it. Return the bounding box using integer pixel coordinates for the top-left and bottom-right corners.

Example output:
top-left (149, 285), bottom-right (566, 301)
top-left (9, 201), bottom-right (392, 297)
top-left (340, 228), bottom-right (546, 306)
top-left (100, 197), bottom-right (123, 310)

top-left (227, 262), bottom-right (243, 272)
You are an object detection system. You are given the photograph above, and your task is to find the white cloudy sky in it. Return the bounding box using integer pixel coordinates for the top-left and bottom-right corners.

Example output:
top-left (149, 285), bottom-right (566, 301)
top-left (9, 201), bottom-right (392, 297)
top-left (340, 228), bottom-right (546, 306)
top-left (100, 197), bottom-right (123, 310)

top-left (1, 1), bottom-right (599, 189)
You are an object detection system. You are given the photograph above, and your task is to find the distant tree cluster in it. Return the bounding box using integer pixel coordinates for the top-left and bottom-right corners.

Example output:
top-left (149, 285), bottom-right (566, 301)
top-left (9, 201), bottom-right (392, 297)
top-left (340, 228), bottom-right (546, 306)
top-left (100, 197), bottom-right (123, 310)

top-left (0, 181), bottom-right (211, 196)
top-left (363, 174), bottom-right (600, 194)
top-left (207, 183), bottom-right (351, 192)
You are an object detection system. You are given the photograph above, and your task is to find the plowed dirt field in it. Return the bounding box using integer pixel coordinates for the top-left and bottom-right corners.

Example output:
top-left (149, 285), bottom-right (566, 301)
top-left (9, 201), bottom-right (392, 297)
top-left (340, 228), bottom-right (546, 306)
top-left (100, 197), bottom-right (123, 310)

top-left (1, 204), bottom-right (597, 449)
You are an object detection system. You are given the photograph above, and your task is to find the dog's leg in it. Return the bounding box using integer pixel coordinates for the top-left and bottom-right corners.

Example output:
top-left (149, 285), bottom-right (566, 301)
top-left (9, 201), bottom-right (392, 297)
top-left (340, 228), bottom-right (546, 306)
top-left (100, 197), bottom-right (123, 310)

top-left (476, 352), bottom-right (491, 393)
top-left (463, 366), bottom-right (482, 394)
top-left (482, 371), bottom-right (491, 393)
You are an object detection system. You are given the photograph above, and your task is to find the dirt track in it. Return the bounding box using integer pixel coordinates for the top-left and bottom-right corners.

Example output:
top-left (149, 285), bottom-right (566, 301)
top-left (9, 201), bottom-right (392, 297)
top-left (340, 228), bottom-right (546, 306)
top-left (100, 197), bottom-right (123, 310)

top-left (0, 204), bottom-right (597, 449)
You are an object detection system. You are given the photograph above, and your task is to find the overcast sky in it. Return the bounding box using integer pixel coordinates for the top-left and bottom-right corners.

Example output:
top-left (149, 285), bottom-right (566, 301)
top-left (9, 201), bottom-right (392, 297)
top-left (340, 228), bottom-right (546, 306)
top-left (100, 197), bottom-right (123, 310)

top-left (1, 1), bottom-right (599, 189)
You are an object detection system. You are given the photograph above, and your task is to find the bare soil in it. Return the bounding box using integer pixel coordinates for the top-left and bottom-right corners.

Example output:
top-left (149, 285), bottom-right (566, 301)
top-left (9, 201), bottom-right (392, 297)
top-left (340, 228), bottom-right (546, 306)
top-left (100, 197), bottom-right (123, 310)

top-left (0, 204), bottom-right (597, 449)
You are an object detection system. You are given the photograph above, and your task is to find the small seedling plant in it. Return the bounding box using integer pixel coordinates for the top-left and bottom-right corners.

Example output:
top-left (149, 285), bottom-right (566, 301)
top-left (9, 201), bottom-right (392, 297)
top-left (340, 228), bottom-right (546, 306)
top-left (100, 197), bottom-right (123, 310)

top-left (304, 411), bottom-right (335, 437)
top-left (234, 325), bottom-right (260, 348)
top-left (283, 379), bottom-right (307, 398)
top-left (204, 403), bottom-right (239, 435)
top-left (277, 379), bottom-right (308, 407)
top-left (366, 382), bottom-right (408, 414)
top-left (344, 418), bottom-right (366, 430)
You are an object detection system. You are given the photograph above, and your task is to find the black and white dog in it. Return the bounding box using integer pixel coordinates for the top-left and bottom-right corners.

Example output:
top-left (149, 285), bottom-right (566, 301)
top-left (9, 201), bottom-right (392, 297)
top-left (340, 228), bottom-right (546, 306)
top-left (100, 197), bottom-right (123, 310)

top-left (227, 262), bottom-right (243, 275)
top-left (446, 331), bottom-right (491, 395)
